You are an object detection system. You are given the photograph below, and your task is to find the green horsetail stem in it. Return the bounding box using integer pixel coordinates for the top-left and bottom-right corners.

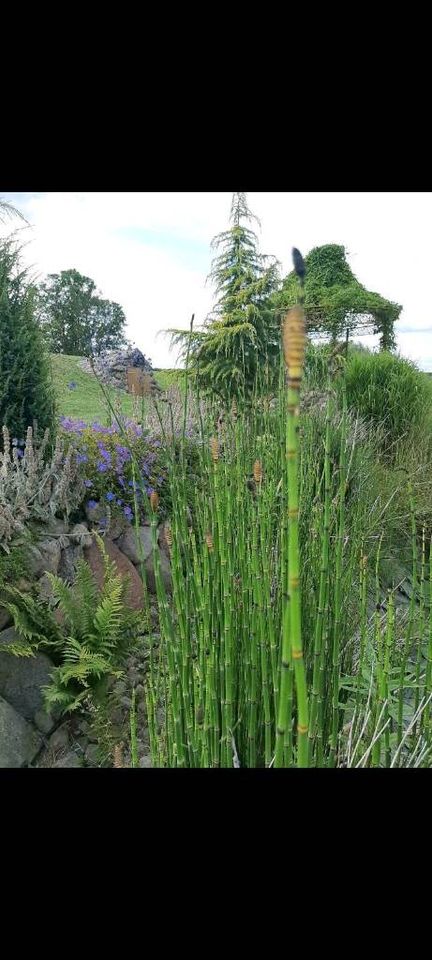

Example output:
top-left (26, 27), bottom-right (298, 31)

top-left (423, 535), bottom-right (432, 740)
top-left (329, 382), bottom-right (348, 767)
top-left (414, 526), bottom-right (426, 725)
top-left (275, 302), bottom-right (309, 768)
top-left (309, 386), bottom-right (332, 762)
top-left (397, 480), bottom-right (418, 761)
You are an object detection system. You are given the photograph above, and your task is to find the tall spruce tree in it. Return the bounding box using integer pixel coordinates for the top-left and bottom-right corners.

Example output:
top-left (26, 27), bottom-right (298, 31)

top-left (0, 238), bottom-right (56, 440)
top-left (170, 193), bottom-right (280, 401)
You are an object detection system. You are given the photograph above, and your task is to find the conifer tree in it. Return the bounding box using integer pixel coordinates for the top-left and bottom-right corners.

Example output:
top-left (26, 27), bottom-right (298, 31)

top-left (0, 238), bottom-right (56, 440)
top-left (170, 193), bottom-right (280, 401)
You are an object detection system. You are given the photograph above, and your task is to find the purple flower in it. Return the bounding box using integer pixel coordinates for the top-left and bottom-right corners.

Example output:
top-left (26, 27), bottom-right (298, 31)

top-left (147, 487), bottom-right (155, 496)
top-left (17, 449), bottom-right (24, 459)
top-left (116, 499), bottom-right (124, 506)
top-left (118, 476), bottom-right (126, 489)
top-left (124, 505), bottom-right (133, 519)
top-left (12, 438), bottom-right (18, 446)
top-left (87, 499), bottom-right (98, 510)
top-left (105, 491), bottom-right (116, 502)
top-left (84, 479), bottom-right (93, 488)
top-left (97, 462), bottom-right (108, 473)
top-left (128, 480), bottom-right (136, 488)
top-left (76, 453), bottom-right (88, 465)
top-left (99, 518), bottom-right (108, 528)
top-left (68, 381), bottom-right (77, 390)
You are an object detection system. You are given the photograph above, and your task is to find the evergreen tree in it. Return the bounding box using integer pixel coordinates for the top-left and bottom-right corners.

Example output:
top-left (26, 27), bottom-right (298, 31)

top-left (170, 193), bottom-right (280, 401)
top-left (36, 268), bottom-right (127, 356)
top-left (0, 238), bottom-right (56, 439)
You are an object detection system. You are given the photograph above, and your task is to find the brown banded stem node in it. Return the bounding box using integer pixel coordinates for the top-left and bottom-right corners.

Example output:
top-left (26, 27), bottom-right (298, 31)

top-left (210, 437), bottom-right (219, 462)
top-left (253, 459), bottom-right (263, 484)
top-left (150, 490), bottom-right (159, 513)
top-left (205, 531), bottom-right (214, 552)
top-left (282, 306), bottom-right (306, 379)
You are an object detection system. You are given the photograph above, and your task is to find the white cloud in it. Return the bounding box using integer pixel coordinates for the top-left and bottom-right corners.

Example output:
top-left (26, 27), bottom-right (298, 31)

top-left (2, 192), bottom-right (432, 369)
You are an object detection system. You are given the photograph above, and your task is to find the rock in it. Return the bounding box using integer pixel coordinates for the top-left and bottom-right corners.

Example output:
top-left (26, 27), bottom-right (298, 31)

top-left (58, 544), bottom-right (83, 583)
top-left (49, 725), bottom-right (69, 751)
top-left (0, 627), bottom-right (55, 721)
top-left (84, 539), bottom-right (145, 611)
top-left (144, 549), bottom-right (172, 594)
top-left (0, 607), bottom-right (12, 631)
top-left (37, 539), bottom-right (61, 576)
top-left (139, 755), bottom-right (152, 768)
top-left (85, 743), bottom-right (100, 766)
top-left (29, 518), bottom-right (69, 539)
top-left (80, 347), bottom-right (154, 393)
top-left (34, 708), bottom-right (56, 734)
top-left (114, 680), bottom-right (127, 696)
top-left (117, 525), bottom-right (152, 566)
top-left (26, 544), bottom-right (45, 578)
top-left (37, 573), bottom-right (56, 603)
top-left (0, 695), bottom-right (42, 767)
top-left (54, 750), bottom-right (82, 768)
top-left (106, 517), bottom-right (127, 541)
top-left (70, 523), bottom-right (93, 548)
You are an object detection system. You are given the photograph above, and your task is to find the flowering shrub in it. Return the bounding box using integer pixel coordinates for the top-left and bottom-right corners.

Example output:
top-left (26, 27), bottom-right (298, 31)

top-left (59, 417), bottom-right (168, 524)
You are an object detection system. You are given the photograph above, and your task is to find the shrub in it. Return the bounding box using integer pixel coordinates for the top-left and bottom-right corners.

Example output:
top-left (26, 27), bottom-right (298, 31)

top-left (59, 417), bottom-right (168, 525)
top-left (340, 350), bottom-right (432, 451)
top-left (0, 238), bottom-right (56, 441)
top-left (0, 425), bottom-right (85, 552)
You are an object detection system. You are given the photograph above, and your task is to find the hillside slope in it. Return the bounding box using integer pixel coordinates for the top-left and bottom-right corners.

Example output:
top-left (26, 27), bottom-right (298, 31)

top-left (50, 355), bottom-right (183, 423)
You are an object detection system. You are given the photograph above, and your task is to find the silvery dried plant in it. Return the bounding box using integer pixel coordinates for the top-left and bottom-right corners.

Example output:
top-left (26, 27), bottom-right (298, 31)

top-left (0, 425), bottom-right (85, 552)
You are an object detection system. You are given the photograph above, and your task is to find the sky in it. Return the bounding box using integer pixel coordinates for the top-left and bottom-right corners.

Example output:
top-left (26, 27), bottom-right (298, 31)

top-left (1, 191), bottom-right (432, 370)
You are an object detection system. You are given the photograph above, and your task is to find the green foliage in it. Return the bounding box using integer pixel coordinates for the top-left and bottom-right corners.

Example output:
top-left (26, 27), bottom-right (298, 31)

top-left (0, 238), bottom-right (57, 441)
top-left (276, 244), bottom-right (401, 350)
top-left (36, 268), bottom-right (127, 356)
top-left (2, 535), bottom-right (144, 713)
top-left (169, 193), bottom-right (280, 402)
top-left (0, 544), bottom-right (29, 584)
top-left (340, 350), bottom-right (432, 451)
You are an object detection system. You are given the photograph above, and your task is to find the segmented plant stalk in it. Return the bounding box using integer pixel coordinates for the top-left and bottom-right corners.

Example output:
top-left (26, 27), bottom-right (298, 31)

top-left (130, 688), bottom-right (139, 768)
top-left (329, 385), bottom-right (348, 767)
top-left (396, 480), bottom-right (417, 762)
top-left (275, 289), bottom-right (309, 768)
top-left (309, 387), bottom-right (331, 763)
top-left (383, 591), bottom-right (394, 767)
top-left (423, 536), bottom-right (432, 740)
top-left (414, 526), bottom-right (426, 725)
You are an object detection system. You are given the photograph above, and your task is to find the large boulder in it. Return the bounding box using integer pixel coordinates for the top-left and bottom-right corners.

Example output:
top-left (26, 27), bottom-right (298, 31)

top-left (144, 550), bottom-right (172, 594)
top-left (117, 525), bottom-right (152, 567)
top-left (0, 626), bottom-right (55, 721)
top-left (80, 347), bottom-right (155, 392)
top-left (83, 539), bottom-right (145, 611)
top-left (0, 695), bottom-right (42, 767)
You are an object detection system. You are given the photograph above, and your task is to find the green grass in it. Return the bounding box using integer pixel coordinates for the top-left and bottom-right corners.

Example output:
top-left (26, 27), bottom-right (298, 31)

top-left (50, 355), bottom-right (184, 424)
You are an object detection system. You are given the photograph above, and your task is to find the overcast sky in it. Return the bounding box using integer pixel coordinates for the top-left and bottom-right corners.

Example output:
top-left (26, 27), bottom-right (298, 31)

top-left (2, 192), bottom-right (431, 370)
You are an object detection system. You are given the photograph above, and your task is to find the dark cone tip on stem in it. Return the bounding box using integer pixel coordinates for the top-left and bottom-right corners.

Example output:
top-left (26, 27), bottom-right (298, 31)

top-left (292, 248), bottom-right (306, 280)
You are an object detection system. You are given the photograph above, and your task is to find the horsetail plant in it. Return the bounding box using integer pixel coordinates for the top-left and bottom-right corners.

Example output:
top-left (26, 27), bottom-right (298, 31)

top-left (275, 248), bottom-right (309, 768)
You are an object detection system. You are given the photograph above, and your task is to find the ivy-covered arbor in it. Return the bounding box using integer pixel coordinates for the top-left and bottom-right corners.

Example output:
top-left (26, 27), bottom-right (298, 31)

top-left (276, 244), bottom-right (401, 350)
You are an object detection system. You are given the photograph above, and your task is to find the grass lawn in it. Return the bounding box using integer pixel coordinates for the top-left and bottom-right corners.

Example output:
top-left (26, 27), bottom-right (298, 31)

top-left (51, 355), bottom-right (184, 424)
